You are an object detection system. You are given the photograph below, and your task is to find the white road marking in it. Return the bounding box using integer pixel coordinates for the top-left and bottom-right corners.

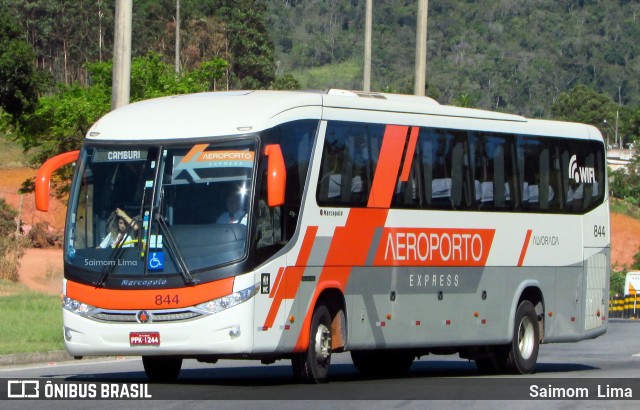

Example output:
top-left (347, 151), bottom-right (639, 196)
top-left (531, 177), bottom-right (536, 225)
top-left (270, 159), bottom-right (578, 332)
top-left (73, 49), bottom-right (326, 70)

top-left (0, 356), bottom-right (140, 372)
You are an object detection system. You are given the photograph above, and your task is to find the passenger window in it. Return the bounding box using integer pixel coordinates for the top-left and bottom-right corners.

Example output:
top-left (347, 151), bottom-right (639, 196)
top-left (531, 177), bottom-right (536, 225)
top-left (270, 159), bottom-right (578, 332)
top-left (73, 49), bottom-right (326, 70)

top-left (468, 132), bottom-right (517, 210)
top-left (317, 121), bottom-right (383, 207)
top-left (418, 128), bottom-right (473, 210)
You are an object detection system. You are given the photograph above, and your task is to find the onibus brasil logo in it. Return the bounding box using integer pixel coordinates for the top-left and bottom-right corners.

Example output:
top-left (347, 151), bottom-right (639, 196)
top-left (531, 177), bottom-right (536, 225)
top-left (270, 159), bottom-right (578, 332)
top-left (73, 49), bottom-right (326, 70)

top-left (568, 155), bottom-right (595, 184)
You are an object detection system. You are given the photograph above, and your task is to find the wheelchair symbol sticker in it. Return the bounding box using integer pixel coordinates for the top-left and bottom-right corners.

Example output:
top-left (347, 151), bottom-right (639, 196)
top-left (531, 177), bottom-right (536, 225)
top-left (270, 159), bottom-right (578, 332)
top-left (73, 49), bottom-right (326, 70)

top-left (148, 252), bottom-right (164, 271)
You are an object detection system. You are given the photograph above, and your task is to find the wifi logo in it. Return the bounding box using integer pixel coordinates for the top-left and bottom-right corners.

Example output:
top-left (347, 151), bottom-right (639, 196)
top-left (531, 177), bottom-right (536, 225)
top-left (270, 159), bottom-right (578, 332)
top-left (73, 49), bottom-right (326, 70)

top-left (568, 155), bottom-right (595, 184)
top-left (569, 155), bottom-right (581, 183)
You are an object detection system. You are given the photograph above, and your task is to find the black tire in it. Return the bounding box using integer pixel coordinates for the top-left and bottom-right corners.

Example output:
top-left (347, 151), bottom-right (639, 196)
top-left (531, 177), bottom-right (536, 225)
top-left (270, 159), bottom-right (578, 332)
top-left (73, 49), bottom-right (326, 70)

top-left (142, 356), bottom-right (183, 382)
top-left (504, 300), bottom-right (540, 374)
top-left (292, 303), bottom-right (332, 383)
top-left (351, 350), bottom-right (414, 377)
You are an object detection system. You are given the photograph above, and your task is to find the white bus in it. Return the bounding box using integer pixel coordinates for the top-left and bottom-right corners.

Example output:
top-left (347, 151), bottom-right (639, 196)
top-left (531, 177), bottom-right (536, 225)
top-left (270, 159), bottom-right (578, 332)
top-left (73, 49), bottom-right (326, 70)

top-left (36, 90), bottom-right (609, 383)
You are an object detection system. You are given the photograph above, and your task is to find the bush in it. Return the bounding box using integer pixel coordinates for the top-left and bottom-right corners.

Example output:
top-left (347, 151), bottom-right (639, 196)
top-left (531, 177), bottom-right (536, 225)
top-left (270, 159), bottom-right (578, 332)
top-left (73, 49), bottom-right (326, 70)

top-left (0, 198), bottom-right (25, 281)
top-left (27, 222), bottom-right (62, 249)
top-left (610, 270), bottom-right (626, 297)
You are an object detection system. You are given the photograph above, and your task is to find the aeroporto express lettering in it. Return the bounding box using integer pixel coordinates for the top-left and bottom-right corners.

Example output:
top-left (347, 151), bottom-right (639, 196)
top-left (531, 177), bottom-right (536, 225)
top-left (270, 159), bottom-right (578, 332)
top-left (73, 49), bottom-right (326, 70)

top-left (198, 151), bottom-right (254, 161)
top-left (374, 228), bottom-right (496, 266)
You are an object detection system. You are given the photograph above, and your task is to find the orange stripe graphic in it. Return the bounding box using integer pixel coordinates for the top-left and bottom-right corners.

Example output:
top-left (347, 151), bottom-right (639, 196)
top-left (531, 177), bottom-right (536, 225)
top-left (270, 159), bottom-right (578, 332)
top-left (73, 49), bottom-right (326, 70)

top-left (400, 127), bottom-right (419, 182)
top-left (181, 143), bottom-right (209, 163)
top-left (518, 229), bottom-right (533, 267)
top-left (367, 125), bottom-right (409, 208)
top-left (294, 208), bottom-right (389, 351)
top-left (263, 226), bottom-right (318, 329)
top-left (66, 277), bottom-right (234, 310)
top-left (268, 267), bottom-right (285, 298)
top-left (295, 226), bottom-right (319, 266)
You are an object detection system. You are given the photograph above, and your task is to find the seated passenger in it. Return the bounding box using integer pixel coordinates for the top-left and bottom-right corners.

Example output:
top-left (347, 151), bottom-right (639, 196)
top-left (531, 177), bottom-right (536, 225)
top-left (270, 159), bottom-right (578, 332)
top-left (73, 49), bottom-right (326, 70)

top-left (217, 193), bottom-right (247, 225)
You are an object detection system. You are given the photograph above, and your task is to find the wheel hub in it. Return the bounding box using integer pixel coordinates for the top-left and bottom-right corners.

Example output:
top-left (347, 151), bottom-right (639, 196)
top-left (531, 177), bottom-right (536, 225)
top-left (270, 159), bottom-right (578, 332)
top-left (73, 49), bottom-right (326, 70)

top-left (518, 316), bottom-right (535, 360)
top-left (314, 323), bottom-right (332, 363)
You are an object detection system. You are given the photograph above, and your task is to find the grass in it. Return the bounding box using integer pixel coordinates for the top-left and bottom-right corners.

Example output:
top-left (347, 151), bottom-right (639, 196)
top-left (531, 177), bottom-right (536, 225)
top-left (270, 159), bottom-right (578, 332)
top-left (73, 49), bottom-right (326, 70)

top-left (291, 59), bottom-right (363, 90)
top-left (0, 132), bottom-right (27, 169)
top-left (0, 280), bottom-right (63, 355)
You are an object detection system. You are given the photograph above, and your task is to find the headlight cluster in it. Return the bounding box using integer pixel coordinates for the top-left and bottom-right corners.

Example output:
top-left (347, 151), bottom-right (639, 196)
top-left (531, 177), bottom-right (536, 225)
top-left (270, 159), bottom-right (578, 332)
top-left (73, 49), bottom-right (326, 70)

top-left (196, 283), bottom-right (258, 314)
top-left (62, 295), bottom-right (95, 315)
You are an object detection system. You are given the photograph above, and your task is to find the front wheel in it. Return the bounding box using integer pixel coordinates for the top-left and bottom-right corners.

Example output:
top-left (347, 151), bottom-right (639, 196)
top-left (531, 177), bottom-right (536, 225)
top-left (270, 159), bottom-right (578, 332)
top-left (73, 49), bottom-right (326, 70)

top-left (142, 356), bottom-right (182, 382)
top-left (291, 303), bottom-right (332, 383)
top-left (504, 300), bottom-right (540, 374)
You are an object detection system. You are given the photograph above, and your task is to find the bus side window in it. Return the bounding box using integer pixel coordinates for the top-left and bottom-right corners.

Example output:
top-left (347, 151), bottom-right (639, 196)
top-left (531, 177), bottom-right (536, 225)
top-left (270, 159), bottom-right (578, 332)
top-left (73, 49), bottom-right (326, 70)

top-left (519, 136), bottom-right (545, 211)
top-left (318, 121), bottom-right (382, 207)
top-left (393, 129), bottom-right (422, 208)
top-left (470, 132), bottom-right (514, 210)
top-left (563, 141), bottom-right (606, 214)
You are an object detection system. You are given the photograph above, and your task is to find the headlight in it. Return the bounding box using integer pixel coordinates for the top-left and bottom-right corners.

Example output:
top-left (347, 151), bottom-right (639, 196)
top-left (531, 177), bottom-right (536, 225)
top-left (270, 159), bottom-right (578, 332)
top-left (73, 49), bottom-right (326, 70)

top-left (196, 283), bottom-right (259, 314)
top-left (62, 295), bottom-right (96, 315)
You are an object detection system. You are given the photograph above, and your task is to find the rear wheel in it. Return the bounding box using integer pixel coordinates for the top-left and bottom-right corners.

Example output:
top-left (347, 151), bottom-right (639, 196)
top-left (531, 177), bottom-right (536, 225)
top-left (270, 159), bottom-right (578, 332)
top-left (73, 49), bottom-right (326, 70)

top-left (142, 356), bottom-right (182, 382)
top-left (351, 350), bottom-right (414, 377)
top-left (292, 303), bottom-right (332, 383)
top-left (504, 300), bottom-right (539, 374)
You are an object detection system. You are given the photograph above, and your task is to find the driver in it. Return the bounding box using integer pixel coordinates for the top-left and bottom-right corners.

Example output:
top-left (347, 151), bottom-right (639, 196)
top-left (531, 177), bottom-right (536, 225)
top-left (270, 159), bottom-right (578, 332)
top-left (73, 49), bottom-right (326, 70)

top-left (98, 208), bottom-right (139, 248)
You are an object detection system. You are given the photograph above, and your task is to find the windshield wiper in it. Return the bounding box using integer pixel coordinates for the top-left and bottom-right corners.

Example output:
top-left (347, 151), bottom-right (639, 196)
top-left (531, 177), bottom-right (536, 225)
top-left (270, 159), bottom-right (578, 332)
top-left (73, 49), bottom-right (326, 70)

top-left (94, 216), bottom-right (141, 287)
top-left (155, 215), bottom-right (198, 286)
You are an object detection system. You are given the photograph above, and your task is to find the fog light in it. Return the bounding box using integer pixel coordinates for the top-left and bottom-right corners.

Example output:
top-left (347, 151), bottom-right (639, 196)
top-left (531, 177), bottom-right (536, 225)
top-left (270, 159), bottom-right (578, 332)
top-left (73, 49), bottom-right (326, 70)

top-left (229, 327), bottom-right (241, 339)
top-left (64, 327), bottom-right (72, 342)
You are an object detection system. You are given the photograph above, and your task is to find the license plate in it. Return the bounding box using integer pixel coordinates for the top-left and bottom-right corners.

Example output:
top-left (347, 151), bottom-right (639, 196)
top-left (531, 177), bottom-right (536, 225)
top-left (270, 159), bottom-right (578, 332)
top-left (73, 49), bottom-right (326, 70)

top-left (130, 332), bottom-right (160, 346)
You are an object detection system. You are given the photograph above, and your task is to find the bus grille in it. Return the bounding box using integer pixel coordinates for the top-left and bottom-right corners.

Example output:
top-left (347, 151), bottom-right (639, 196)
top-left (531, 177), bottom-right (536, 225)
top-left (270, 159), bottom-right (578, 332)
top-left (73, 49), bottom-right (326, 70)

top-left (90, 310), bottom-right (203, 323)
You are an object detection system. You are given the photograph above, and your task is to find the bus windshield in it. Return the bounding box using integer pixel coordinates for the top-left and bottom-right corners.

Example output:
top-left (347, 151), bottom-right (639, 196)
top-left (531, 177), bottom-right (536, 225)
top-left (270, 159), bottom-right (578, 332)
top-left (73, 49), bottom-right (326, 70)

top-left (66, 140), bottom-right (257, 281)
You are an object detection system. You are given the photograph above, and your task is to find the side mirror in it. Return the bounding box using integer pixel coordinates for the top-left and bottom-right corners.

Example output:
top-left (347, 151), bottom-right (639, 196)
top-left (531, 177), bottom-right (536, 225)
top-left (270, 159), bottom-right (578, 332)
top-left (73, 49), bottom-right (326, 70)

top-left (35, 150), bottom-right (80, 212)
top-left (264, 144), bottom-right (286, 207)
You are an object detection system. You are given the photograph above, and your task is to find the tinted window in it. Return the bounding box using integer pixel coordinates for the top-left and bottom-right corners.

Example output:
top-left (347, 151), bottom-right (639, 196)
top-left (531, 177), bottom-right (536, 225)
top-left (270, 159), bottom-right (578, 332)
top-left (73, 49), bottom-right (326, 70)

top-left (317, 122), bottom-right (384, 206)
top-left (316, 121), bottom-right (606, 215)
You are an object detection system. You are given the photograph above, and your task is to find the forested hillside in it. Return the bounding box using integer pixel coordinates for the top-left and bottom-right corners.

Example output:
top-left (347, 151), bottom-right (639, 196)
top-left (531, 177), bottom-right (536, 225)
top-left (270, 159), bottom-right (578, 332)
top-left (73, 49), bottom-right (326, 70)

top-left (1, 0), bottom-right (639, 118)
top-left (1, 0), bottom-right (640, 128)
top-left (268, 0), bottom-right (640, 117)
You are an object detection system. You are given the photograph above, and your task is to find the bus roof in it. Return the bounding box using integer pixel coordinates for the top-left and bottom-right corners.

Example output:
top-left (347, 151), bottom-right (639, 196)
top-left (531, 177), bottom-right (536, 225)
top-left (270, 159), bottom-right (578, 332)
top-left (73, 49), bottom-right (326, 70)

top-left (86, 89), bottom-right (601, 143)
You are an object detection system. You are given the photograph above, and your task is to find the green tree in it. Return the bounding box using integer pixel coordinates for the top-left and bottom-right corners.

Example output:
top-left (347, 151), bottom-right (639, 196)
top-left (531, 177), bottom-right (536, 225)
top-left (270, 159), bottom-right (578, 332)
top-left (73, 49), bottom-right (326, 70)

top-left (551, 85), bottom-right (617, 128)
top-left (211, 0), bottom-right (275, 88)
top-left (19, 81), bottom-right (110, 167)
top-left (610, 270), bottom-right (626, 297)
top-left (0, 11), bottom-right (39, 121)
top-left (609, 154), bottom-right (640, 204)
top-left (271, 73), bottom-right (301, 91)
top-left (17, 52), bottom-right (226, 184)
top-left (193, 58), bottom-right (229, 91)
top-left (452, 93), bottom-right (474, 108)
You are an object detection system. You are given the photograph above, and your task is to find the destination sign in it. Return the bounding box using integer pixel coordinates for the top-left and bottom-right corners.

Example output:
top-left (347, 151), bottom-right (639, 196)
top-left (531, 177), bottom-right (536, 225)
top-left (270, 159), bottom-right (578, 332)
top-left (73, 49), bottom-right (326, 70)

top-left (93, 149), bottom-right (147, 162)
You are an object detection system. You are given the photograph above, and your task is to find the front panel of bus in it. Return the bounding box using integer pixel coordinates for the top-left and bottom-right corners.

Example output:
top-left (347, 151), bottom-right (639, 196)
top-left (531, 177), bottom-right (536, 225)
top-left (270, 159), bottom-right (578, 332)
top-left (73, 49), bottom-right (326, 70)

top-left (61, 120), bottom-right (319, 356)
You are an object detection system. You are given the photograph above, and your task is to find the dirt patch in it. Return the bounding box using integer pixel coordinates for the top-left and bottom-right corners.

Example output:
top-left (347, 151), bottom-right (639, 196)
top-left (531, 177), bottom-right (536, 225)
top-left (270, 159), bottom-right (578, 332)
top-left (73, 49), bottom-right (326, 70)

top-left (611, 212), bottom-right (640, 270)
top-left (0, 168), bottom-right (67, 232)
top-left (17, 248), bottom-right (63, 296)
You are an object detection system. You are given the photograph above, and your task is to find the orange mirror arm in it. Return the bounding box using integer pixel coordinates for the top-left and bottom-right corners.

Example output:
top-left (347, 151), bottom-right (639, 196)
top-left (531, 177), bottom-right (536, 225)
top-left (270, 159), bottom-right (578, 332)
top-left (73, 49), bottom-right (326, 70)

top-left (35, 150), bottom-right (80, 212)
